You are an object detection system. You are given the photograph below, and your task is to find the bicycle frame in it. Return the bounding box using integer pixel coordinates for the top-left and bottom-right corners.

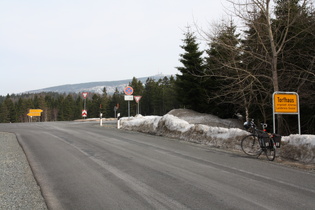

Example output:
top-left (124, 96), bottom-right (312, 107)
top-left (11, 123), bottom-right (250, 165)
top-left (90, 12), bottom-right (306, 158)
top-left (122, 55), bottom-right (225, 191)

top-left (241, 119), bottom-right (276, 161)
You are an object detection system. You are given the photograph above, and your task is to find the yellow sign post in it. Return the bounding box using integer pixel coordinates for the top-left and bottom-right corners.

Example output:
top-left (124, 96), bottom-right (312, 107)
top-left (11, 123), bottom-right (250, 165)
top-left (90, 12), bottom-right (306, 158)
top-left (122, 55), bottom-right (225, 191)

top-left (27, 112), bottom-right (42, 117)
top-left (29, 109), bottom-right (43, 113)
top-left (27, 109), bottom-right (43, 121)
top-left (273, 94), bottom-right (298, 113)
top-left (272, 92), bottom-right (300, 134)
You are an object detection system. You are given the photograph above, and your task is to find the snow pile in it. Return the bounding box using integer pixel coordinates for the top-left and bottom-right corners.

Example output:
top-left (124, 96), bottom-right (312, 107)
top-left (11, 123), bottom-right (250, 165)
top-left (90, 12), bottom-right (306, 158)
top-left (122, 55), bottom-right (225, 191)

top-left (120, 115), bottom-right (161, 134)
top-left (167, 109), bottom-right (242, 128)
top-left (281, 135), bottom-right (315, 163)
top-left (282, 135), bottom-right (315, 146)
top-left (119, 109), bottom-right (315, 164)
top-left (120, 111), bottom-right (248, 150)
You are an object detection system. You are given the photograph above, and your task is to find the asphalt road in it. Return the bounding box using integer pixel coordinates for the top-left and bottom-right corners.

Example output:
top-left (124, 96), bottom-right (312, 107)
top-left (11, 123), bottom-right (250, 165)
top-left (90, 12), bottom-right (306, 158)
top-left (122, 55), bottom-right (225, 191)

top-left (1, 121), bottom-right (314, 210)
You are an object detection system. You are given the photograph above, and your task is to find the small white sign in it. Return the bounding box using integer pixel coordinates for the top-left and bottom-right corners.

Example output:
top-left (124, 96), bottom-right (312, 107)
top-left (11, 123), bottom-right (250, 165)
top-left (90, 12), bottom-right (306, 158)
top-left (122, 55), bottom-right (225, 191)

top-left (124, 95), bottom-right (134, 101)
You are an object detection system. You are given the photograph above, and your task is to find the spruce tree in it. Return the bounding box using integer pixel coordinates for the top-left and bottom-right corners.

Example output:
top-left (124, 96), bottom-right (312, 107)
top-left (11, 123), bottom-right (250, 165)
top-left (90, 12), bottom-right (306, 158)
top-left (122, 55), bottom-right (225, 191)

top-left (204, 21), bottom-right (242, 118)
top-left (176, 29), bottom-right (205, 112)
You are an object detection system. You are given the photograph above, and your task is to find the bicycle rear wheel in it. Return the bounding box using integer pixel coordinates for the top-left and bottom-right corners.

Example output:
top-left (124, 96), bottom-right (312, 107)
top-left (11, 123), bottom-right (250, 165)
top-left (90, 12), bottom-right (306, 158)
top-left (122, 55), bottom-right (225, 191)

top-left (241, 135), bottom-right (261, 156)
top-left (265, 139), bottom-right (276, 161)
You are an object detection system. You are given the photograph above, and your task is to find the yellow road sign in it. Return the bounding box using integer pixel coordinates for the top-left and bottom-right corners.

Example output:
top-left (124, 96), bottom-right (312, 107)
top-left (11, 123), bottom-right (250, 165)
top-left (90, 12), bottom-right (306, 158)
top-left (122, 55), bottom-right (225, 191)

top-left (27, 112), bottom-right (41, 117)
top-left (29, 109), bottom-right (43, 113)
top-left (273, 93), bottom-right (298, 113)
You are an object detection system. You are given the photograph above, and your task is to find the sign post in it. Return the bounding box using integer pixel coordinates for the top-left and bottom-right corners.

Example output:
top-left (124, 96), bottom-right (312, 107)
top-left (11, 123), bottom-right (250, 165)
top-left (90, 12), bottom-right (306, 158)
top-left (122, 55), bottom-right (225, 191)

top-left (100, 113), bottom-right (103, 126)
top-left (82, 92), bottom-right (88, 119)
top-left (134, 96), bottom-right (142, 115)
top-left (27, 109), bottom-right (43, 122)
top-left (114, 104), bottom-right (119, 118)
top-left (273, 92), bottom-right (300, 134)
top-left (124, 86), bottom-right (134, 118)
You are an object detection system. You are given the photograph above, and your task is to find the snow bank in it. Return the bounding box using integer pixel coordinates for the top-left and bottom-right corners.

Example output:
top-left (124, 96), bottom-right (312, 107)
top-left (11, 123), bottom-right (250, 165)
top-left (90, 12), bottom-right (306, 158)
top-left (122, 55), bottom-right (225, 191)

top-left (282, 135), bottom-right (315, 146)
top-left (119, 110), bottom-right (315, 164)
top-left (280, 135), bottom-right (315, 163)
top-left (120, 115), bottom-right (161, 134)
top-left (120, 113), bottom-right (248, 150)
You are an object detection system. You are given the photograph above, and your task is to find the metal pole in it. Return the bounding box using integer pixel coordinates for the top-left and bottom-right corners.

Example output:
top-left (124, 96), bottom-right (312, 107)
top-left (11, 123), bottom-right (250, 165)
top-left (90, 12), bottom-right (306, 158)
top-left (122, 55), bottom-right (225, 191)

top-left (272, 92), bottom-right (276, 133)
top-left (298, 95), bottom-right (301, 134)
top-left (128, 101), bottom-right (130, 118)
top-left (273, 113), bottom-right (276, 134)
top-left (84, 98), bottom-right (86, 119)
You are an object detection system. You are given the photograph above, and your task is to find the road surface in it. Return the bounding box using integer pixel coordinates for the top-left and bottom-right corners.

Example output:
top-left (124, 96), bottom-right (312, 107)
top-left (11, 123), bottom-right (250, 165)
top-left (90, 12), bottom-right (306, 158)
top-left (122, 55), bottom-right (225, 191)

top-left (1, 121), bottom-right (314, 209)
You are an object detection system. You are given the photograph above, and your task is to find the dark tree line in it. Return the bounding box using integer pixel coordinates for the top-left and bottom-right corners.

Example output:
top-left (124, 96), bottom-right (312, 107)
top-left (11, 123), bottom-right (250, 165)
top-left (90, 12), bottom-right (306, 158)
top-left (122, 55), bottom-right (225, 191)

top-left (0, 76), bottom-right (179, 123)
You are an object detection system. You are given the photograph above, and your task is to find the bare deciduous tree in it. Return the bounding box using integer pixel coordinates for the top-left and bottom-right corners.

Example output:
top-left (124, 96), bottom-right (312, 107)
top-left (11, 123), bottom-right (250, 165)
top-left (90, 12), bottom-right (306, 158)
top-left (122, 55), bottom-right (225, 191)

top-left (201, 0), bottom-right (315, 133)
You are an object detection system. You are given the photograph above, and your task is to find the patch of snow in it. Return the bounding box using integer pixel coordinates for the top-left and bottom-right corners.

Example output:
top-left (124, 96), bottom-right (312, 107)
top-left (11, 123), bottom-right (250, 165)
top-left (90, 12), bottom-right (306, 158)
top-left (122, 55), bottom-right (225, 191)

top-left (282, 135), bottom-right (315, 147)
top-left (161, 114), bottom-right (193, 133)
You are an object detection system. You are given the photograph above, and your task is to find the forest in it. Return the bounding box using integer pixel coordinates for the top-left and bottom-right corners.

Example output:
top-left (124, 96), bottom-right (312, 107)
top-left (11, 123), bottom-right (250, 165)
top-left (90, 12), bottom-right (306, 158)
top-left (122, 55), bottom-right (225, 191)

top-left (0, 0), bottom-right (314, 135)
top-left (0, 76), bottom-right (178, 122)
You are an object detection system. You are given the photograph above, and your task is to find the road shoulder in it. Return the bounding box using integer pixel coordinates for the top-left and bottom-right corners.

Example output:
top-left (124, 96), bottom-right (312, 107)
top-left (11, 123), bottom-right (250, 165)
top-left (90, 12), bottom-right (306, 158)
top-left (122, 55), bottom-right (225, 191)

top-left (0, 132), bottom-right (47, 210)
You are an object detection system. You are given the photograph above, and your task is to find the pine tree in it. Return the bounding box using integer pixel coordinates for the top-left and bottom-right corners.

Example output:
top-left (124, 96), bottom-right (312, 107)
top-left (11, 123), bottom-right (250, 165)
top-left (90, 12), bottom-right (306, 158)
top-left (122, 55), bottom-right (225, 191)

top-left (176, 29), bottom-right (206, 112)
top-left (142, 78), bottom-right (157, 115)
top-left (89, 94), bottom-right (101, 118)
top-left (204, 21), bottom-right (243, 118)
top-left (62, 94), bottom-right (76, 121)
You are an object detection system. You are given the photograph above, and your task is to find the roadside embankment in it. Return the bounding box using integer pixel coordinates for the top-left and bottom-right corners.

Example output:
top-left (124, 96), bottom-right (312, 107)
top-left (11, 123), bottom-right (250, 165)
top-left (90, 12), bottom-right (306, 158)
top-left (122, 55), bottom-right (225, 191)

top-left (0, 132), bottom-right (47, 210)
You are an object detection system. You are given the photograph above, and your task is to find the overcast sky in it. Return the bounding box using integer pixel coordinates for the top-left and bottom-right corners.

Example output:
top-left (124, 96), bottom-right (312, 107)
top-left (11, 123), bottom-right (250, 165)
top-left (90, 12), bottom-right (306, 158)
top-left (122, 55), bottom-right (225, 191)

top-left (0, 0), bottom-right (226, 96)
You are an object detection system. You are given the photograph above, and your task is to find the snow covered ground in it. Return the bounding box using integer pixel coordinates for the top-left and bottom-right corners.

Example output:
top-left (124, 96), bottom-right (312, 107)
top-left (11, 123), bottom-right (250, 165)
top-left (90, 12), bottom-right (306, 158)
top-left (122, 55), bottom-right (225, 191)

top-left (119, 109), bottom-right (315, 164)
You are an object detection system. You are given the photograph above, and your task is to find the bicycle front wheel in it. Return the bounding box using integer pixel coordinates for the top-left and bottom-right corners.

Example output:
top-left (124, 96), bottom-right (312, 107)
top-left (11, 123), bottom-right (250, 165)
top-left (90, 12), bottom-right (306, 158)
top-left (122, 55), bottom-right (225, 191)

top-left (265, 139), bottom-right (276, 161)
top-left (241, 135), bottom-right (261, 156)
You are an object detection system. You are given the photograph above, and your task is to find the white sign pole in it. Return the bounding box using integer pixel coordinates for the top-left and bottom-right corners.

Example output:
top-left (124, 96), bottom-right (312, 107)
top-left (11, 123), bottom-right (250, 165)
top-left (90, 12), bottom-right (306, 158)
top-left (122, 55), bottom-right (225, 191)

top-left (100, 113), bottom-right (103, 126)
top-left (117, 113), bottom-right (121, 129)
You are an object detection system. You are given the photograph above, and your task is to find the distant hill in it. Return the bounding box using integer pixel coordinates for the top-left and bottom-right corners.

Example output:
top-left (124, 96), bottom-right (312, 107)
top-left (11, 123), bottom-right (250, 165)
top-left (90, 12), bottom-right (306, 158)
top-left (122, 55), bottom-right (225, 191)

top-left (26, 74), bottom-right (171, 95)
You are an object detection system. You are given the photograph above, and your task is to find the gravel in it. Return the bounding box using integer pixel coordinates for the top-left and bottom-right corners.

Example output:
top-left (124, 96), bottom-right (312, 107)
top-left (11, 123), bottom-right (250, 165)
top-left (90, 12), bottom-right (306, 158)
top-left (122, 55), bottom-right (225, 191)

top-left (0, 132), bottom-right (47, 210)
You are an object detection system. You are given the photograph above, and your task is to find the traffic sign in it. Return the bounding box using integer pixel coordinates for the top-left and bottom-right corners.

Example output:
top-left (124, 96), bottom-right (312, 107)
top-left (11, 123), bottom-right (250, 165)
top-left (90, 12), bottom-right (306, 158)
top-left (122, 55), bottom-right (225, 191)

top-left (82, 92), bottom-right (88, 99)
top-left (272, 92), bottom-right (300, 134)
top-left (273, 93), bottom-right (298, 113)
top-left (29, 109), bottom-right (43, 113)
top-left (124, 95), bottom-right (134, 101)
top-left (82, 109), bottom-right (88, 117)
top-left (27, 112), bottom-right (41, 117)
top-left (28, 109), bottom-right (43, 117)
top-left (134, 96), bottom-right (142, 103)
top-left (124, 86), bottom-right (134, 95)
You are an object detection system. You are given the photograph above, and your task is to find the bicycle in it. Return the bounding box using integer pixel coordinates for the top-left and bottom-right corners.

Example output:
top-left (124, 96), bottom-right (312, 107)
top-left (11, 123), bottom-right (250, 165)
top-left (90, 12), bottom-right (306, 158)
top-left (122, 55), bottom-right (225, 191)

top-left (241, 119), bottom-right (277, 161)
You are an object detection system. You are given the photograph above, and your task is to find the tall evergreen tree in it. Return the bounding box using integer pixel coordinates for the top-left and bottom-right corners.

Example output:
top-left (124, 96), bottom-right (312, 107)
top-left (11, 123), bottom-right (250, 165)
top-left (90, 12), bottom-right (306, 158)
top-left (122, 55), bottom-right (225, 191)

top-left (204, 21), bottom-right (243, 118)
top-left (142, 78), bottom-right (157, 115)
top-left (159, 76), bottom-right (179, 114)
top-left (176, 29), bottom-right (206, 112)
top-left (89, 94), bottom-right (101, 118)
top-left (62, 94), bottom-right (76, 121)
